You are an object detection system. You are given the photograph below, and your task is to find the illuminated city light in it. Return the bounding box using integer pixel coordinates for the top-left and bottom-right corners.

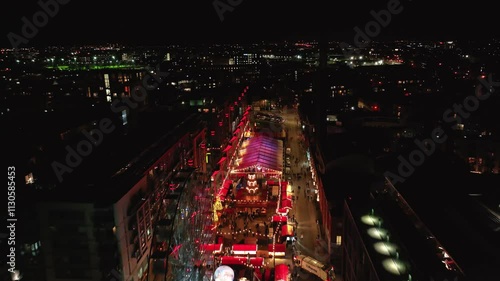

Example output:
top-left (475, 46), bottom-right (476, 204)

top-left (374, 242), bottom-right (398, 256)
top-left (382, 258), bottom-right (407, 275)
top-left (361, 215), bottom-right (382, 226)
top-left (367, 227), bottom-right (388, 240)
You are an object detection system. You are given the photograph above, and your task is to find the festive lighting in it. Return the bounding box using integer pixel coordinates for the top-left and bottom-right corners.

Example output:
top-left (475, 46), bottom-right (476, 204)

top-left (219, 257), bottom-right (269, 269)
top-left (246, 186), bottom-right (258, 194)
top-left (216, 229), bottom-right (272, 238)
top-left (246, 172), bottom-right (258, 193)
top-left (226, 199), bottom-right (269, 203)
top-left (247, 181), bottom-right (257, 187)
top-left (213, 209), bottom-right (219, 222)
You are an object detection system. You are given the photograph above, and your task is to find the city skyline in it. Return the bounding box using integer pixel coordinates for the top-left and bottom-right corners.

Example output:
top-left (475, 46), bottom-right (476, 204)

top-left (2, 2), bottom-right (500, 281)
top-left (2, 0), bottom-right (500, 48)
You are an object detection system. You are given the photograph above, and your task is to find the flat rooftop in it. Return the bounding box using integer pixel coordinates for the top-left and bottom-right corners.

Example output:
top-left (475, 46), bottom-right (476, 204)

top-left (396, 154), bottom-right (500, 281)
top-left (12, 109), bottom-right (202, 205)
top-left (347, 197), bottom-right (426, 281)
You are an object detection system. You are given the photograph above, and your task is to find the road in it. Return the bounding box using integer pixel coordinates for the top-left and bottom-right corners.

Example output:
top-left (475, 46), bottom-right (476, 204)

top-left (277, 107), bottom-right (330, 280)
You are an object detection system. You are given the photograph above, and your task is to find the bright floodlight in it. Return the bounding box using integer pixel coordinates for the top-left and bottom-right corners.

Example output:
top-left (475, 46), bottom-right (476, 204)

top-left (367, 228), bottom-right (388, 240)
top-left (11, 270), bottom-right (22, 281)
top-left (361, 215), bottom-right (381, 226)
top-left (374, 242), bottom-right (398, 256)
top-left (382, 258), bottom-right (407, 275)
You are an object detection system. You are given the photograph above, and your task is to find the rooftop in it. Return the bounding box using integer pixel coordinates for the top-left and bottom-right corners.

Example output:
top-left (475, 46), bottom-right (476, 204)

top-left (12, 109), bottom-right (203, 205)
top-left (346, 197), bottom-right (420, 281)
top-left (347, 187), bottom-right (464, 281)
top-left (395, 155), bottom-right (500, 281)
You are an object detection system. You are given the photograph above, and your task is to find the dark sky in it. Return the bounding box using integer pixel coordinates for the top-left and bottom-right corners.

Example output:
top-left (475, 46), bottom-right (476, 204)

top-left (1, 0), bottom-right (499, 47)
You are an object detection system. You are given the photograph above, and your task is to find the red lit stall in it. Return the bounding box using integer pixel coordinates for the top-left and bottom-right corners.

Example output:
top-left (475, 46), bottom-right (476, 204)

top-left (281, 225), bottom-right (294, 238)
top-left (250, 257), bottom-right (264, 266)
top-left (272, 215), bottom-right (287, 223)
top-left (223, 145), bottom-right (232, 153)
top-left (200, 244), bottom-right (223, 255)
top-left (232, 244), bottom-right (257, 255)
top-left (220, 256), bottom-right (264, 266)
top-left (280, 199), bottom-right (292, 210)
top-left (217, 179), bottom-right (232, 200)
top-left (268, 243), bottom-right (286, 257)
top-left (274, 264), bottom-right (290, 281)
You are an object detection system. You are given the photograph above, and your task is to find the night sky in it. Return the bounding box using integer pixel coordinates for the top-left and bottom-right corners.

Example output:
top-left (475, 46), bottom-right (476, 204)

top-left (1, 0), bottom-right (499, 47)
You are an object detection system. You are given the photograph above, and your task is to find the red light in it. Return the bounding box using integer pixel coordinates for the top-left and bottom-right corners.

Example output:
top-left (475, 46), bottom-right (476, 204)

top-left (234, 101), bottom-right (238, 105)
top-left (225, 113), bottom-right (229, 118)
top-left (211, 131), bottom-right (215, 136)
top-left (219, 122), bottom-right (223, 126)
top-left (230, 106), bottom-right (234, 111)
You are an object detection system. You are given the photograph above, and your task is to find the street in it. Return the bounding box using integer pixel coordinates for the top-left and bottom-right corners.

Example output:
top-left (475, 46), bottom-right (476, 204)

top-left (277, 107), bottom-right (330, 280)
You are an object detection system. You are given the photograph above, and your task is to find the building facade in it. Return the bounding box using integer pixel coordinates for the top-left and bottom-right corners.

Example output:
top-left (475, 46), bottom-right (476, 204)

top-left (16, 117), bottom-right (207, 281)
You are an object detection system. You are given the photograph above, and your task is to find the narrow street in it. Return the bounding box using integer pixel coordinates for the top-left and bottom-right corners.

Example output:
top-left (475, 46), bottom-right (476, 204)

top-left (278, 107), bottom-right (330, 280)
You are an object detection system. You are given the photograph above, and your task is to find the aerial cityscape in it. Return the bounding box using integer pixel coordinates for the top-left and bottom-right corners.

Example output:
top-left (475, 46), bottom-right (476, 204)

top-left (1, 1), bottom-right (500, 281)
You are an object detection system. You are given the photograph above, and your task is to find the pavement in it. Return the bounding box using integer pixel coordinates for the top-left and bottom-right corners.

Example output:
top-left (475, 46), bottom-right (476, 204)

top-left (278, 108), bottom-right (330, 280)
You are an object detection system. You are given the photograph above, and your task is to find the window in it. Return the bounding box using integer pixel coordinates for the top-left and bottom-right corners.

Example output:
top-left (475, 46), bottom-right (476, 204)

top-left (25, 173), bottom-right (35, 184)
top-left (336, 235), bottom-right (342, 246)
top-left (104, 74), bottom-right (110, 88)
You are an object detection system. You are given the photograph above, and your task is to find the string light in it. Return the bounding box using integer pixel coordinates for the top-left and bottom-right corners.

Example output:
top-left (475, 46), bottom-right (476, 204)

top-left (212, 107), bottom-right (295, 272)
top-left (225, 199), bottom-right (269, 203)
top-left (214, 120), bottom-right (249, 199)
top-left (216, 229), bottom-right (272, 238)
top-left (212, 117), bottom-right (250, 228)
top-left (231, 165), bottom-right (282, 174)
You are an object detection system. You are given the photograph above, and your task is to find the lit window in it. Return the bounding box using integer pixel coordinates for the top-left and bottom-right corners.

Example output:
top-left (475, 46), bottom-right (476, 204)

top-left (104, 74), bottom-right (110, 88)
top-left (25, 173), bottom-right (34, 184)
top-left (336, 235), bottom-right (342, 245)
